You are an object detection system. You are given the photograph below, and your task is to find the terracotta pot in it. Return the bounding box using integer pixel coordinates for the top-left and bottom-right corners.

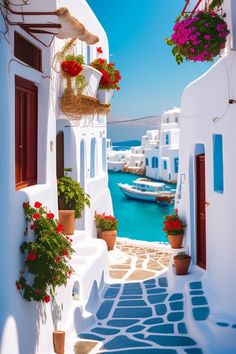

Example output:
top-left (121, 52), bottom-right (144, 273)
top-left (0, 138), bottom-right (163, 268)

top-left (58, 210), bottom-right (75, 235)
top-left (99, 230), bottom-right (117, 251)
top-left (168, 234), bottom-right (184, 249)
top-left (53, 330), bottom-right (65, 354)
top-left (174, 255), bottom-right (192, 275)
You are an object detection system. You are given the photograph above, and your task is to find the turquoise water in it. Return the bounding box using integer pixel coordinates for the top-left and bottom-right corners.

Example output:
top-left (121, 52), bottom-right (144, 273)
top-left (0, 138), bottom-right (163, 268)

top-left (108, 172), bottom-right (174, 242)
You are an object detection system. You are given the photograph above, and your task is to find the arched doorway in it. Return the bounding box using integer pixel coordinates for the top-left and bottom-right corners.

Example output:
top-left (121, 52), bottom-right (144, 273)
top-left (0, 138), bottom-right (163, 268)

top-left (90, 138), bottom-right (97, 178)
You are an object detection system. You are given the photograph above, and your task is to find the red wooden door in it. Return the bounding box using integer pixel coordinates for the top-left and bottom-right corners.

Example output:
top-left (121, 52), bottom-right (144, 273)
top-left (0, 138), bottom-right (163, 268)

top-left (196, 154), bottom-right (206, 269)
top-left (56, 131), bottom-right (64, 178)
top-left (15, 76), bottom-right (38, 189)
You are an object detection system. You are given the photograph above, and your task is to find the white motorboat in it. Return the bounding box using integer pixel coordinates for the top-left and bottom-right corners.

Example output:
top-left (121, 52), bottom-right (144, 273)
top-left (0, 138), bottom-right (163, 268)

top-left (117, 178), bottom-right (176, 202)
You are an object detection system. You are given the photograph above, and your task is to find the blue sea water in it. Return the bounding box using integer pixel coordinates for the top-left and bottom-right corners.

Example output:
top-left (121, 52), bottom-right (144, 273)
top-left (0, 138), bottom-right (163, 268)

top-left (112, 140), bottom-right (141, 151)
top-left (108, 172), bottom-right (174, 242)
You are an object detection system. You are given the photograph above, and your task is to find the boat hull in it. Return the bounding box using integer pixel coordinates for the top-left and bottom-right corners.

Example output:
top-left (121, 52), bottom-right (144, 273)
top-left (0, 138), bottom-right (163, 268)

top-left (118, 186), bottom-right (157, 202)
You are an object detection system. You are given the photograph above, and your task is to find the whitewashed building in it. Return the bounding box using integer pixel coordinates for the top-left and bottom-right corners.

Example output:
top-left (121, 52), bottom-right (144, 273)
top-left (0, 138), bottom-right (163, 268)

top-left (145, 107), bottom-right (180, 182)
top-left (174, 0), bottom-right (236, 352)
top-left (0, 1), bottom-right (113, 353)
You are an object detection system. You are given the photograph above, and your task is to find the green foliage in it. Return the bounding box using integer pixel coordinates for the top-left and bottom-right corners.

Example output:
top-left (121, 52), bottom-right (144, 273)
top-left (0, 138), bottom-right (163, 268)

top-left (16, 202), bottom-right (74, 302)
top-left (65, 54), bottom-right (85, 65)
top-left (58, 176), bottom-right (90, 218)
top-left (209, 0), bottom-right (223, 10)
top-left (75, 74), bottom-right (88, 93)
top-left (94, 212), bottom-right (118, 231)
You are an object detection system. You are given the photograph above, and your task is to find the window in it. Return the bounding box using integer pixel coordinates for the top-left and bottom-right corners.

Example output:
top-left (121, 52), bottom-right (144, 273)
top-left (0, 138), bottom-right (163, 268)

top-left (174, 157), bottom-right (179, 173)
top-left (213, 134), bottom-right (224, 193)
top-left (146, 158), bottom-right (149, 166)
top-left (14, 32), bottom-right (42, 71)
top-left (175, 116), bottom-right (178, 123)
top-left (166, 134), bottom-right (169, 145)
top-left (90, 138), bottom-right (97, 178)
top-left (163, 160), bottom-right (167, 170)
top-left (15, 76), bottom-right (38, 189)
top-left (87, 45), bottom-right (91, 64)
top-left (166, 117), bottom-right (169, 123)
top-left (151, 157), bottom-right (158, 168)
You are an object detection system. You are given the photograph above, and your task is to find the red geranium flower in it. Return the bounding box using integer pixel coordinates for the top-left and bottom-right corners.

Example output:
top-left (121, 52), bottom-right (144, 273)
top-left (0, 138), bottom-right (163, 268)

top-left (56, 224), bottom-right (63, 233)
top-left (27, 252), bottom-right (37, 261)
top-left (23, 202), bottom-right (28, 209)
top-left (33, 213), bottom-right (40, 220)
top-left (47, 213), bottom-right (54, 219)
top-left (16, 281), bottom-right (21, 290)
top-left (34, 202), bottom-right (42, 209)
top-left (96, 46), bottom-right (103, 54)
top-left (116, 87), bottom-right (120, 91)
top-left (30, 224), bottom-right (35, 230)
top-left (61, 60), bottom-right (83, 77)
top-left (61, 249), bottom-right (69, 257)
top-left (43, 295), bottom-right (50, 303)
top-left (55, 256), bottom-right (61, 264)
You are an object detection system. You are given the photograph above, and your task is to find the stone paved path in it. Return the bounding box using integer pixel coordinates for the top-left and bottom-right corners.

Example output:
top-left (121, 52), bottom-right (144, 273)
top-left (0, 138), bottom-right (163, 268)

top-left (75, 275), bottom-right (203, 354)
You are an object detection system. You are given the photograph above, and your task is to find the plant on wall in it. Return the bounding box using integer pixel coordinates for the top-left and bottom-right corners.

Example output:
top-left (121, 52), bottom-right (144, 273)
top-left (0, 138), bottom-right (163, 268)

top-left (16, 202), bottom-right (74, 302)
top-left (166, 10), bottom-right (229, 64)
top-left (90, 58), bottom-right (121, 91)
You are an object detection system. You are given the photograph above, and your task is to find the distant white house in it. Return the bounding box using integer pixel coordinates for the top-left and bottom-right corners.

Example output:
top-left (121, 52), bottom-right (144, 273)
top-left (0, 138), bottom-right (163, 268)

top-left (145, 107), bottom-right (180, 182)
top-left (174, 0), bottom-right (236, 351)
top-left (0, 1), bottom-right (113, 353)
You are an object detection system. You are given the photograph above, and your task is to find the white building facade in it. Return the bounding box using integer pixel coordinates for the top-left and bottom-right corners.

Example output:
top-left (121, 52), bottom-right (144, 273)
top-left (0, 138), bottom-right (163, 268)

top-left (145, 108), bottom-right (180, 182)
top-left (0, 1), bottom-right (113, 353)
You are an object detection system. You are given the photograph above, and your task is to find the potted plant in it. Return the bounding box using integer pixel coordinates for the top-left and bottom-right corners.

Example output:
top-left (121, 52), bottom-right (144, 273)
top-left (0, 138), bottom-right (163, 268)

top-left (53, 330), bottom-right (65, 354)
top-left (174, 252), bottom-right (192, 275)
top-left (58, 169), bottom-right (90, 235)
top-left (90, 58), bottom-right (121, 103)
top-left (165, 9), bottom-right (229, 64)
top-left (163, 209), bottom-right (185, 248)
top-left (16, 202), bottom-right (74, 302)
top-left (94, 212), bottom-right (118, 251)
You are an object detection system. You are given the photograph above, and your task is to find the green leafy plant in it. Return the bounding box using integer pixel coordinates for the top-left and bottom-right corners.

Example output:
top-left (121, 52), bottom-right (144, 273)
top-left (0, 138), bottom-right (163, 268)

top-left (163, 209), bottom-right (185, 235)
top-left (94, 212), bottom-right (118, 231)
top-left (209, 0), bottom-right (223, 10)
top-left (58, 175), bottom-right (90, 219)
top-left (90, 58), bottom-right (121, 91)
top-left (16, 202), bottom-right (74, 302)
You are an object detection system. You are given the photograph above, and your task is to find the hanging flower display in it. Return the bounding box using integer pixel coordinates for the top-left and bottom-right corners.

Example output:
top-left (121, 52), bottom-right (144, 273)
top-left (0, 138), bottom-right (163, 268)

top-left (61, 60), bottom-right (83, 77)
top-left (16, 202), bottom-right (74, 302)
top-left (90, 58), bottom-right (121, 90)
top-left (166, 10), bottom-right (230, 64)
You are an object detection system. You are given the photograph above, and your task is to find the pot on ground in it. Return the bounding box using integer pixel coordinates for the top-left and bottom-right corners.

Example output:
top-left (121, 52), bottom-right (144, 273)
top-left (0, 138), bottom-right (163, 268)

top-left (58, 210), bottom-right (75, 235)
top-left (168, 234), bottom-right (184, 249)
top-left (174, 255), bottom-right (192, 275)
top-left (98, 230), bottom-right (117, 251)
top-left (53, 330), bottom-right (65, 354)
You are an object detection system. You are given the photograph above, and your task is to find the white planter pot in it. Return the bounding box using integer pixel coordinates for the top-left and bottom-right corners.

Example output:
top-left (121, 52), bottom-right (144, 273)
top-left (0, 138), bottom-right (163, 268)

top-left (97, 89), bottom-right (114, 104)
top-left (81, 65), bottom-right (102, 98)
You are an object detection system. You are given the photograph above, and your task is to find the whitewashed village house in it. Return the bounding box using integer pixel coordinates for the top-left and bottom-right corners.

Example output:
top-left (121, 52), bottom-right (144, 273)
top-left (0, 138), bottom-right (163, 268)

top-left (0, 1), bottom-right (113, 353)
top-left (175, 0), bottom-right (236, 351)
top-left (145, 107), bottom-right (180, 182)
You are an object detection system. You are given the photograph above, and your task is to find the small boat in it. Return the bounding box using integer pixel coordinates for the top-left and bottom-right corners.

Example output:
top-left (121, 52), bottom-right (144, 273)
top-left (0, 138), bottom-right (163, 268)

top-left (156, 193), bottom-right (175, 206)
top-left (117, 178), bottom-right (176, 202)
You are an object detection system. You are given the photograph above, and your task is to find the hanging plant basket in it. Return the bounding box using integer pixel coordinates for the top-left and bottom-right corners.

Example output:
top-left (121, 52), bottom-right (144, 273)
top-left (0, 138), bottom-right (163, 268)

top-left (166, 10), bottom-right (230, 64)
top-left (60, 88), bottom-right (110, 120)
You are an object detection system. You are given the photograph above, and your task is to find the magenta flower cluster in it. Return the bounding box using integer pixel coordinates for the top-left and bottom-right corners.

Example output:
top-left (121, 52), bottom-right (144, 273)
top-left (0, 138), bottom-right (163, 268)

top-left (167, 11), bottom-right (229, 64)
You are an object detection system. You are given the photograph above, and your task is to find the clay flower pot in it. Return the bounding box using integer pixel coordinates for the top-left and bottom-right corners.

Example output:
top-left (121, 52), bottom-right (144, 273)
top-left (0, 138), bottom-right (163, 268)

top-left (168, 234), bottom-right (184, 249)
top-left (58, 210), bottom-right (75, 235)
top-left (53, 330), bottom-right (65, 354)
top-left (174, 255), bottom-right (191, 275)
top-left (99, 230), bottom-right (117, 251)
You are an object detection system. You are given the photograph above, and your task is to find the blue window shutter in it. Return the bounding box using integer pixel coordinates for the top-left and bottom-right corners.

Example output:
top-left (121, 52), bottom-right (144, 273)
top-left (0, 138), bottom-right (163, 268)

top-left (146, 158), bottom-right (149, 166)
top-left (164, 160), bottom-right (167, 170)
top-left (174, 158), bottom-right (179, 173)
top-left (213, 134), bottom-right (224, 193)
top-left (166, 134), bottom-right (169, 145)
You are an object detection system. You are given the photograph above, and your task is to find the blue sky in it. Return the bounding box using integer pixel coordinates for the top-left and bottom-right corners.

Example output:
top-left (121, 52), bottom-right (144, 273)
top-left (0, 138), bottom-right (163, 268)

top-left (87, 0), bottom-right (213, 119)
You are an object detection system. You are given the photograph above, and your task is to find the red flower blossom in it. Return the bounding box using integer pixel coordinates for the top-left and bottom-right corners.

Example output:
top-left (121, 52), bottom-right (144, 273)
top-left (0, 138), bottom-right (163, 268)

top-left (32, 213), bottom-right (40, 220)
top-left (16, 281), bottom-right (21, 290)
top-left (34, 202), bottom-right (42, 209)
top-left (23, 202), bottom-right (28, 209)
top-left (55, 256), bottom-right (61, 264)
top-left (47, 213), bottom-right (54, 219)
top-left (116, 86), bottom-right (120, 91)
top-left (27, 252), bottom-right (37, 261)
top-left (61, 60), bottom-right (83, 77)
top-left (61, 249), bottom-right (69, 257)
top-left (30, 224), bottom-right (35, 230)
top-left (43, 295), bottom-right (50, 303)
top-left (96, 46), bottom-right (103, 54)
top-left (56, 224), bottom-right (63, 233)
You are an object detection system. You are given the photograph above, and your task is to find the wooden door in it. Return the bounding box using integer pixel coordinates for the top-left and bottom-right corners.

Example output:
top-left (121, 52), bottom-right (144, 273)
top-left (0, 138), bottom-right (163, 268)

top-left (56, 131), bottom-right (64, 178)
top-left (196, 154), bottom-right (206, 269)
top-left (15, 76), bottom-right (38, 189)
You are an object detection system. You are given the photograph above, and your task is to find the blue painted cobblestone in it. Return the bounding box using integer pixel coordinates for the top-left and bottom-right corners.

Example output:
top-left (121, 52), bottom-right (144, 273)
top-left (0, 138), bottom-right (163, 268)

top-left (78, 276), bottom-right (203, 352)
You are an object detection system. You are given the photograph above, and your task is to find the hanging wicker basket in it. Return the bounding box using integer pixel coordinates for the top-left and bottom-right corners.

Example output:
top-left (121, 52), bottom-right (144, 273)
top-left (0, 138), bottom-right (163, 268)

top-left (60, 88), bottom-right (110, 120)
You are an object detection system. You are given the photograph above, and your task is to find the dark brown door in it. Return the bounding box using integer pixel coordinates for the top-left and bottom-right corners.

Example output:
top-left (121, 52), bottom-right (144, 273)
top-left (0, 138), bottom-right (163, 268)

top-left (196, 153), bottom-right (206, 269)
top-left (15, 76), bottom-right (38, 189)
top-left (56, 131), bottom-right (64, 178)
